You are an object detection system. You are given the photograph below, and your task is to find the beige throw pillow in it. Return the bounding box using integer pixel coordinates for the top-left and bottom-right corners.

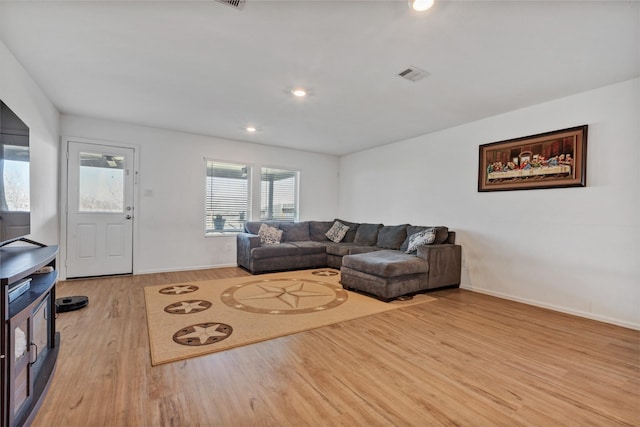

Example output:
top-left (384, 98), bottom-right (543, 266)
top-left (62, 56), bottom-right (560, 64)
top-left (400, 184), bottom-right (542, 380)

top-left (325, 221), bottom-right (350, 243)
top-left (258, 223), bottom-right (283, 244)
top-left (405, 228), bottom-right (436, 254)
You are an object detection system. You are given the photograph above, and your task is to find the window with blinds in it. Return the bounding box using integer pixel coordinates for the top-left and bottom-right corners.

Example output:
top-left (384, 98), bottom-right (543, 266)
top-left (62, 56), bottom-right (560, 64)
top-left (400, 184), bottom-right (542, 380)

top-left (205, 160), bottom-right (250, 233)
top-left (260, 167), bottom-right (298, 222)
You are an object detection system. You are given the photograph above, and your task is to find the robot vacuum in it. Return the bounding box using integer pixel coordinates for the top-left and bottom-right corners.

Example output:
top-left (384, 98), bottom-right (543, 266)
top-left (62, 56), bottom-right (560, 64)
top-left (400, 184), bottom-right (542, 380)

top-left (56, 296), bottom-right (89, 312)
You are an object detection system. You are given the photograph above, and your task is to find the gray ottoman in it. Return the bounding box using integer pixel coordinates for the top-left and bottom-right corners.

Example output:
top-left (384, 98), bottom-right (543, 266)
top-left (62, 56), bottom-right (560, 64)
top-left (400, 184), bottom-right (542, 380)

top-left (340, 250), bottom-right (428, 301)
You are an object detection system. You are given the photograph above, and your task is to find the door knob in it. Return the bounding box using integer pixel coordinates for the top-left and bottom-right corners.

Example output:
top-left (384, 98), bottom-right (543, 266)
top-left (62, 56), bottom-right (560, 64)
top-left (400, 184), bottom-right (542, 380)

top-left (126, 215), bottom-right (132, 220)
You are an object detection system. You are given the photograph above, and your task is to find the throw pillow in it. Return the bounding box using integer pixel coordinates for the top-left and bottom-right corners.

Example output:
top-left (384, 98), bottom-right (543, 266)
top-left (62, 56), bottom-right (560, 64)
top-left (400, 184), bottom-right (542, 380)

top-left (334, 219), bottom-right (360, 242)
top-left (325, 221), bottom-right (350, 243)
top-left (258, 223), bottom-right (283, 245)
top-left (405, 228), bottom-right (436, 254)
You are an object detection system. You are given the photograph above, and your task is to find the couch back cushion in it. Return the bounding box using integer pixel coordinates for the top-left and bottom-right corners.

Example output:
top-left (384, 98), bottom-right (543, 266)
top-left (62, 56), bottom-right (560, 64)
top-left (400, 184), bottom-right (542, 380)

top-left (376, 224), bottom-right (408, 250)
top-left (309, 221), bottom-right (334, 241)
top-left (334, 219), bottom-right (360, 243)
top-left (430, 226), bottom-right (450, 244)
top-left (400, 225), bottom-right (450, 251)
top-left (354, 223), bottom-right (383, 246)
top-left (279, 221), bottom-right (310, 242)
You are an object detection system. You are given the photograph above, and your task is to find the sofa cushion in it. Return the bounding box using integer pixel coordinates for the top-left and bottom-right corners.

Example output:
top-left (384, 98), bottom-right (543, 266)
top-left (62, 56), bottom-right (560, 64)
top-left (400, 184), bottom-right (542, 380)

top-left (405, 228), bottom-right (436, 254)
top-left (400, 225), bottom-right (450, 251)
top-left (258, 223), bottom-right (283, 244)
top-left (376, 224), bottom-right (408, 250)
top-left (289, 241), bottom-right (327, 255)
top-left (326, 221), bottom-right (350, 243)
top-left (309, 221), bottom-right (333, 241)
top-left (334, 219), bottom-right (359, 243)
top-left (279, 221), bottom-right (310, 242)
top-left (325, 243), bottom-right (382, 256)
top-left (342, 250), bottom-right (428, 278)
top-left (354, 223), bottom-right (383, 246)
top-left (349, 246), bottom-right (383, 255)
top-left (325, 242), bottom-right (357, 256)
top-left (432, 226), bottom-right (450, 244)
top-left (251, 243), bottom-right (299, 259)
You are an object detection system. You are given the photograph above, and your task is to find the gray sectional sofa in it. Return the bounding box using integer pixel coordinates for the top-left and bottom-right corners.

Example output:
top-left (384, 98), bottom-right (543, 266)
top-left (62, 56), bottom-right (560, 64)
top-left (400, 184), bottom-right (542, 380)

top-left (236, 219), bottom-right (461, 301)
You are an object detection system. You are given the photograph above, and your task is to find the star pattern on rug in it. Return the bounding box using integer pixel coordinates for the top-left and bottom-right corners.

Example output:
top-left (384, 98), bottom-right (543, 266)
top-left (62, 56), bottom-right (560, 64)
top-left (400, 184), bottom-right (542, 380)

top-left (179, 324), bottom-right (227, 344)
top-left (164, 300), bottom-right (211, 314)
top-left (221, 277), bottom-right (348, 315)
top-left (240, 282), bottom-right (331, 308)
top-left (159, 285), bottom-right (199, 295)
top-left (312, 270), bottom-right (339, 277)
top-left (173, 322), bottom-right (233, 346)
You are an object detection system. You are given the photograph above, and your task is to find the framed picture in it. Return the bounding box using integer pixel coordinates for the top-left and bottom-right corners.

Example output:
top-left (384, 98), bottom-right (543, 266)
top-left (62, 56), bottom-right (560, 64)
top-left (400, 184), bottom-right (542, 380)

top-left (478, 125), bottom-right (588, 192)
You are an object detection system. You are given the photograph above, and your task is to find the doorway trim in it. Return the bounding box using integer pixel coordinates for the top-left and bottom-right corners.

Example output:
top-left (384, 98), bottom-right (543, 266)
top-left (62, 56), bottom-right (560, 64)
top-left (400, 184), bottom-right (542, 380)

top-left (60, 136), bottom-right (140, 280)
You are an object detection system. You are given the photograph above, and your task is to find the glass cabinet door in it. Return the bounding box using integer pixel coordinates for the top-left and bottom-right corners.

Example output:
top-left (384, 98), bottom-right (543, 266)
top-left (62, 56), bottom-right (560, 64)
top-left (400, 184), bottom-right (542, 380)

top-left (31, 297), bottom-right (50, 374)
top-left (12, 316), bottom-right (30, 415)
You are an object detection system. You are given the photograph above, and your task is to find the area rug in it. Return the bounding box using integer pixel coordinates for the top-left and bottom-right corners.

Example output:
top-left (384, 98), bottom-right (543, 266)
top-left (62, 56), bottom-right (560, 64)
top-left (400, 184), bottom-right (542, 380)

top-left (143, 269), bottom-right (436, 365)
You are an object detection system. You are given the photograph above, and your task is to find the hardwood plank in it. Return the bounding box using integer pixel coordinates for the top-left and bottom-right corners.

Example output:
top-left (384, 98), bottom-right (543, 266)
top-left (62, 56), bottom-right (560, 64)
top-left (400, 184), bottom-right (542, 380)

top-left (33, 268), bottom-right (640, 426)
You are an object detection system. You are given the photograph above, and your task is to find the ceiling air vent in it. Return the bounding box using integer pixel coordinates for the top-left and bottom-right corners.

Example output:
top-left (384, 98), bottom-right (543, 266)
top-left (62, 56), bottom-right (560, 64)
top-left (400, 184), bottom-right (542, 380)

top-left (398, 66), bottom-right (430, 82)
top-left (215, 0), bottom-right (245, 10)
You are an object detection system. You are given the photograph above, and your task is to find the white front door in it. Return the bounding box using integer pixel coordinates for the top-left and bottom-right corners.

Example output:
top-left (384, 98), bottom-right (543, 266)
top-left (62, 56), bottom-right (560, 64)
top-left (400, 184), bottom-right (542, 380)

top-left (66, 141), bottom-right (135, 278)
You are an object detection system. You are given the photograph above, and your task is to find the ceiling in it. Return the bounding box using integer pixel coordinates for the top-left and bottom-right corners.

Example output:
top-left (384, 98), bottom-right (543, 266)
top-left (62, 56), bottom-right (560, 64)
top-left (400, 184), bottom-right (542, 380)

top-left (1, 1), bottom-right (638, 156)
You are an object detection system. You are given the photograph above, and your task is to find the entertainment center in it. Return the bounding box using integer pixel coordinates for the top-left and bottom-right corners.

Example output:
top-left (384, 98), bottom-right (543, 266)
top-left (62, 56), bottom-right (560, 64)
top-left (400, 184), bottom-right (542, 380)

top-left (1, 242), bottom-right (59, 427)
top-left (1, 100), bottom-right (59, 425)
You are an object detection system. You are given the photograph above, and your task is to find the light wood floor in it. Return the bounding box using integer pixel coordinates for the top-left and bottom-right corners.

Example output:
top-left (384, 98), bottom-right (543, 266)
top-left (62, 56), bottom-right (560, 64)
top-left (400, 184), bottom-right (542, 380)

top-left (33, 268), bottom-right (639, 426)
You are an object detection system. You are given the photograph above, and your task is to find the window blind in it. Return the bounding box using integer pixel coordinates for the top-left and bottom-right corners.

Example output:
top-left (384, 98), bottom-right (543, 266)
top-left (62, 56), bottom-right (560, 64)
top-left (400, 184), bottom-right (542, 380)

top-left (260, 167), bottom-right (298, 222)
top-left (205, 160), bottom-right (249, 233)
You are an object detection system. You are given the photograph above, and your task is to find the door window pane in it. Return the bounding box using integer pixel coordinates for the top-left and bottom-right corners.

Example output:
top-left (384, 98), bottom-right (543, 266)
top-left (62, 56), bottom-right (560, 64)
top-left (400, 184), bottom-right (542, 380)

top-left (78, 152), bottom-right (125, 213)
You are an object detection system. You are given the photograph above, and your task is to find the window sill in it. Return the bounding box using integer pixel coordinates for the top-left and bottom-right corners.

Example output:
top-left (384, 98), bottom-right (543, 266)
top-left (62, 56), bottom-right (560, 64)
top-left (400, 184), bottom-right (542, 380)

top-left (205, 232), bottom-right (239, 238)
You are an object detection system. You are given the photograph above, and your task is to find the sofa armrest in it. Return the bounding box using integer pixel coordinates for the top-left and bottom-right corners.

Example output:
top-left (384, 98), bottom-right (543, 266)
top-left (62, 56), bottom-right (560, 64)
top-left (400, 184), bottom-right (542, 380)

top-left (236, 232), bottom-right (261, 270)
top-left (416, 244), bottom-right (462, 289)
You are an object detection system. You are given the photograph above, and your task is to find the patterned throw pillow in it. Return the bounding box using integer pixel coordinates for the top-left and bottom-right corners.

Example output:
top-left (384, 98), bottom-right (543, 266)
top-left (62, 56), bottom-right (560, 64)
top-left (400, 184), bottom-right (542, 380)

top-left (405, 228), bottom-right (436, 254)
top-left (325, 221), bottom-right (350, 243)
top-left (258, 223), bottom-right (283, 245)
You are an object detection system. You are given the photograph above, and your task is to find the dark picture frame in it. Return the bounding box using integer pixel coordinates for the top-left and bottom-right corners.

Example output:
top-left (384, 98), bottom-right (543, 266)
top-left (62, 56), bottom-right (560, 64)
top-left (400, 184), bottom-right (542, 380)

top-left (478, 125), bottom-right (588, 192)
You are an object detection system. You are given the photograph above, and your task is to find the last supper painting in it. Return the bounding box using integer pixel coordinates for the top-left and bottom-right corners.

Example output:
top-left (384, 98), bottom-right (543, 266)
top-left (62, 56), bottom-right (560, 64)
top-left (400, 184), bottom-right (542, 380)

top-left (478, 125), bottom-right (588, 192)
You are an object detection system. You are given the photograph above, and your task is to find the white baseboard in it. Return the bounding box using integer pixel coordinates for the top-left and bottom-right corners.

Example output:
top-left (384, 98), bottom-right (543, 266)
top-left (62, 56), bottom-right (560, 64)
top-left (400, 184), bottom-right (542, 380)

top-left (136, 263), bottom-right (239, 275)
top-left (460, 284), bottom-right (640, 331)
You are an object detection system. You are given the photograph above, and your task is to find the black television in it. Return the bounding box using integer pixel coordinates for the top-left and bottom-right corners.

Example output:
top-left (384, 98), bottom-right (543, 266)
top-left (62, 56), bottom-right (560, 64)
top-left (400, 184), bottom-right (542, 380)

top-left (0, 100), bottom-right (31, 246)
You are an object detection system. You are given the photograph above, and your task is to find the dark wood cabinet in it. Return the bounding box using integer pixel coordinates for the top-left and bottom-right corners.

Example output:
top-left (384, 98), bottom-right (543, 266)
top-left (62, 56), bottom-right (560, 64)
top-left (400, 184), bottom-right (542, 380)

top-left (1, 245), bottom-right (59, 427)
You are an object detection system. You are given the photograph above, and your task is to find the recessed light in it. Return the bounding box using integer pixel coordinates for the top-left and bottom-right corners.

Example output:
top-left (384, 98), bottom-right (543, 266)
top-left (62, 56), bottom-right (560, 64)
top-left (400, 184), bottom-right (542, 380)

top-left (291, 89), bottom-right (307, 97)
top-left (409, 0), bottom-right (434, 12)
top-left (246, 126), bottom-right (256, 133)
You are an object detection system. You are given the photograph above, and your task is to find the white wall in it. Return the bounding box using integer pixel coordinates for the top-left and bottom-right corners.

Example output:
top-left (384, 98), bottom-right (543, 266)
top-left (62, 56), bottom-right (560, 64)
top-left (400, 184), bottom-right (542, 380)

top-left (0, 40), bottom-right (60, 245)
top-left (339, 78), bottom-right (640, 329)
top-left (6, 23), bottom-right (637, 327)
top-left (60, 115), bottom-right (340, 274)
